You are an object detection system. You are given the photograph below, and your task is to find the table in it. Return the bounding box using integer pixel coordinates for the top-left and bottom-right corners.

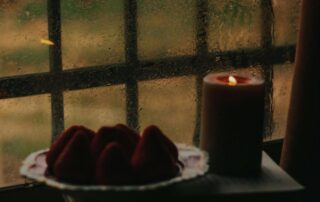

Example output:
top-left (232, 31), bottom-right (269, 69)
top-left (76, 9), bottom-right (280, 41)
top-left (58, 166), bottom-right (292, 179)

top-left (63, 152), bottom-right (304, 202)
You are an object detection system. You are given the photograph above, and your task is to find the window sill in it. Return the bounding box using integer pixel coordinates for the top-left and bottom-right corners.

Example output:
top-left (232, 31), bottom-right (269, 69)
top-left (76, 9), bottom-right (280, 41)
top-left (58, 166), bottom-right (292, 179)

top-left (1, 139), bottom-right (303, 202)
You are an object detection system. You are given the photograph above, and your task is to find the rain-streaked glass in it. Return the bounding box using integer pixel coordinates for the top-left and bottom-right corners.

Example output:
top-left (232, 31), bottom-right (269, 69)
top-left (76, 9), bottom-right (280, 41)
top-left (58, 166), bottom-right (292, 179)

top-left (272, 64), bottom-right (295, 139)
top-left (208, 0), bottom-right (262, 51)
top-left (139, 76), bottom-right (196, 145)
top-left (61, 0), bottom-right (125, 69)
top-left (0, 0), bottom-right (48, 77)
top-left (273, 0), bottom-right (301, 45)
top-left (138, 0), bottom-right (196, 60)
top-left (64, 85), bottom-right (126, 131)
top-left (0, 95), bottom-right (51, 187)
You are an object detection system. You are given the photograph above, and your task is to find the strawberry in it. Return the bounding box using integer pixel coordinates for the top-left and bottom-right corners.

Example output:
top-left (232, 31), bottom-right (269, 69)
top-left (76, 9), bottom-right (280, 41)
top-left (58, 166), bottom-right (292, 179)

top-left (115, 124), bottom-right (140, 146)
top-left (131, 126), bottom-right (180, 184)
top-left (95, 142), bottom-right (133, 185)
top-left (91, 126), bottom-right (137, 162)
top-left (142, 125), bottom-right (182, 166)
top-left (53, 130), bottom-right (94, 184)
top-left (46, 125), bottom-right (95, 174)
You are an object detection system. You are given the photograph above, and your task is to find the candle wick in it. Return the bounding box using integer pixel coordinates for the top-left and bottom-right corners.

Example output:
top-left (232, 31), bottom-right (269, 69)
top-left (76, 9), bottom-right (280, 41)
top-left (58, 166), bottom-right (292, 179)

top-left (228, 76), bottom-right (237, 86)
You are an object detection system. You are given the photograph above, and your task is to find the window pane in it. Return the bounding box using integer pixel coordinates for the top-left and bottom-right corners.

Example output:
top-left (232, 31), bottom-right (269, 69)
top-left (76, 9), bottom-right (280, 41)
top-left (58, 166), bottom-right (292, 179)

top-left (273, 0), bottom-right (301, 45)
top-left (0, 95), bottom-right (51, 187)
top-left (0, 1), bottom-right (48, 77)
top-left (138, 0), bottom-right (196, 60)
top-left (61, 0), bottom-right (125, 69)
top-left (208, 0), bottom-right (261, 51)
top-left (272, 64), bottom-right (294, 139)
top-left (139, 76), bottom-right (196, 144)
top-left (216, 65), bottom-right (263, 77)
top-left (64, 85), bottom-right (126, 131)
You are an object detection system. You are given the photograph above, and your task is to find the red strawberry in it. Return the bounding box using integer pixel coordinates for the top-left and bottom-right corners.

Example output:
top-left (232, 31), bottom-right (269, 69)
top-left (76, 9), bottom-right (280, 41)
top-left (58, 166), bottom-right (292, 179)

top-left (115, 124), bottom-right (140, 146)
top-left (95, 142), bottom-right (133, 185)
top-left (91, 126), bottom-right (120, 161)
top-left (142, 125), bottom-right (182, 166)
top-left (46, 125), bottom-right (95, 174)
top-left (53, 131), bottom-right (94, 184)
top-left (91, 126), bottom-right (136, 162)
top-left (131, 127), bottom-right (180, 184)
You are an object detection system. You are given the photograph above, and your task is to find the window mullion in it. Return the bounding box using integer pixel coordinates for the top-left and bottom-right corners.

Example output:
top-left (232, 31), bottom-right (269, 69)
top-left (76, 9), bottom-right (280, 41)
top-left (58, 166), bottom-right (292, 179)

top-left (193, 0), bottom-right (209, 145)
top-left (260, 0), bottom-right (274, 138)
top-left (0, 45), bottom-right (295, 100)
top-left (124, 0), bottom-right (139, 131)
top-left (47, 0), bottom-right (64, 141)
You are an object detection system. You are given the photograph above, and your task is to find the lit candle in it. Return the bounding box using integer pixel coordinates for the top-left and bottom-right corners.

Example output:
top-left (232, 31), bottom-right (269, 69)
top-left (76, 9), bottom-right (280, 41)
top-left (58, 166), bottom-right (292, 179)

top-left (200, 73), bottom-right (265, 176)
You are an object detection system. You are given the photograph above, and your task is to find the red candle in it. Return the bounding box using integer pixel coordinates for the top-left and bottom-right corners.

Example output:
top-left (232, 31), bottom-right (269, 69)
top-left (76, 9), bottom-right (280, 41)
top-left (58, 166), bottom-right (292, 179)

top-left (200, 73), bottom-right (265, 176)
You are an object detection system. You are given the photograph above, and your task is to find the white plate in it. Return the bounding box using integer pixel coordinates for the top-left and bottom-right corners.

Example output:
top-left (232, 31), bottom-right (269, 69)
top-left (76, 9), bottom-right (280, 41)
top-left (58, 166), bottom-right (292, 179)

top-left (20, 143), bottom-right (209, 192)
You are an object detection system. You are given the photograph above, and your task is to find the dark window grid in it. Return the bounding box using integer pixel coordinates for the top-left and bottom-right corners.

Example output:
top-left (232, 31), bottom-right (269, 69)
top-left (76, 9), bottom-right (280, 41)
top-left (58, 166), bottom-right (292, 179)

top-left (0, 0), bottom-right (296, 142)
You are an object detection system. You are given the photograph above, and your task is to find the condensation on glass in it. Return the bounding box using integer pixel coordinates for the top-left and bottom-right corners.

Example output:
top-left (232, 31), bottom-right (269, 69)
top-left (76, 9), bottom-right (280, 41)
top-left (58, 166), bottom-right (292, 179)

top-left (208, 0), bottom-right (262, 51)
top-left (64, 85), bottom-right (126, 131)
top-left (0, 95), bottom-right (51, 187)
top-left (61, 0), bottom-right (125, 69)
top-left (272, 64), bottom-right (295, 139)
top-left (270, 0), bottom-right (300, 139)
top-left (214, 65), bottom-right (263, 78)
top-left (273, 0), bottom-right (301, 45)
top-left (0, 0), bottom-right (48, 77)
top-left (138, 0), bottom-right (196, 60)
top-left (139, 76), bottom-right (196, 145)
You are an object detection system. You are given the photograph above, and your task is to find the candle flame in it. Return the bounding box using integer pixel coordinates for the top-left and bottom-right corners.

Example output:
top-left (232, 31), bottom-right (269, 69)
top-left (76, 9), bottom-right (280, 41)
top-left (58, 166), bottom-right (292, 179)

top-left (228, 75), bottom-right (237, 86)
top-left (40, 39), bottom-right (54, 46)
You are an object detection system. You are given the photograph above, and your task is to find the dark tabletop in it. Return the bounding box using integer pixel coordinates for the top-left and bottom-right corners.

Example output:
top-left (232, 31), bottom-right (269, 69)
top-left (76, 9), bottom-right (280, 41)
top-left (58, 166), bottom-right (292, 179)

top-left (63, 152), bottom-right (305, 202)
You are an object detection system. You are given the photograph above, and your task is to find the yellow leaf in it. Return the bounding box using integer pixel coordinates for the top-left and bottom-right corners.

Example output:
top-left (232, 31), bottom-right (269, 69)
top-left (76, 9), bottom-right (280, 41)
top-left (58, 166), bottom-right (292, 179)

top-left (40, 39), bottom-right (54, 46)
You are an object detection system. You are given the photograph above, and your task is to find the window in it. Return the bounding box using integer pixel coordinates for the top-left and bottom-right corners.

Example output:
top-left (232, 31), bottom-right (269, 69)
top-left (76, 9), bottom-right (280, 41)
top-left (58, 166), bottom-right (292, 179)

top-left (0, 0), bottom-right (300, 188)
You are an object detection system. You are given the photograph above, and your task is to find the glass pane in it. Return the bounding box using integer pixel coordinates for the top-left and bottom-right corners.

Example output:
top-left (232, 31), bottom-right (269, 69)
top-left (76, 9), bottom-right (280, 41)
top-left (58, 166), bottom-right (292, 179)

top-left (138, 0), bottom-right (196, 60)
top-left (273, 0), bottom-right (301, 45)
top-left (139, 76), bottom-right (196, 144)
top-left (0, 1), bottom-right (48, 77)
top-left (208, 0), bottom-right (261, 51)
top-left (61, 0), bottom-right (125, 69)
top-left (64, 85), bottom-right (126, 131)
top-left (215, 65), bottom-right (263, 77)
top-left (0, 95), bottom-right (51, 187)
top-left (272, 64), bottom-right (294, 139)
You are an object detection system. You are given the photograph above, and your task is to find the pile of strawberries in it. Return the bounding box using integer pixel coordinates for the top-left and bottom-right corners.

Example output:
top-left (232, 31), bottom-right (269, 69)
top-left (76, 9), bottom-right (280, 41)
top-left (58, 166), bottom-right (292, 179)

top-left (46, 124), bottom-right (181, 185)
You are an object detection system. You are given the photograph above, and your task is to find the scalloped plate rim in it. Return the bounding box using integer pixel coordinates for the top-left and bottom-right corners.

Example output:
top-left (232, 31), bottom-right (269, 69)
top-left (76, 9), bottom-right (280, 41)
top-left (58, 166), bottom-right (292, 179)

top-left (20, 143), bottom-right (209, 192)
